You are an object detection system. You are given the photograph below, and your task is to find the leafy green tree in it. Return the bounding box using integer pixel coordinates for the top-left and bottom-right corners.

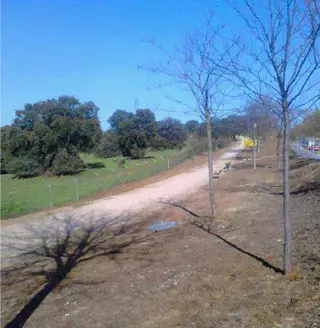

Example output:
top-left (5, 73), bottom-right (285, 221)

top-left (134, 109), bottom-right (156, 139)
top-left (155, 117), bottom-right (187, 149)
top-left (95, 131), bottom-right (121, 158)
top-left (1, 96), bottom-right (102, 176)
top-left (185, 120), bottom-right (199, 134)
top-left (108, 109), bottom-right (156, 157)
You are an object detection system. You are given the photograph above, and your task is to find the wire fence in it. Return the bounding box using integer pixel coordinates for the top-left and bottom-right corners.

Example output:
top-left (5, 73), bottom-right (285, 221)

top-left (1, 149), bottom-right (194, 218)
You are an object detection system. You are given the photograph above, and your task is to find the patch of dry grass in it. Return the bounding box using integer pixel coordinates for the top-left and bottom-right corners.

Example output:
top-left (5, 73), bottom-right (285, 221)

top-left (290, 157), bottom-right (320, 193)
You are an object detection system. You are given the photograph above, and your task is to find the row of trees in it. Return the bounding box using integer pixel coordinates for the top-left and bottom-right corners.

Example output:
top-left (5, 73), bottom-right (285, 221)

top-left (144, 0), bottom-right (319, 275)
top-left (291, 109), bottom-right (320, 138)
top-left (97, 107), bottom-right (271, 159)
top-left (1, 94), bottom-right (270, 177)
top-left (97, 109), bottom-right (188, 158)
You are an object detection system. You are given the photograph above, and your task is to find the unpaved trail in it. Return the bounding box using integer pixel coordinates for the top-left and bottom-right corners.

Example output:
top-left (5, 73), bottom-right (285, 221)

top-left (1, 143), bottom-right (242, 266)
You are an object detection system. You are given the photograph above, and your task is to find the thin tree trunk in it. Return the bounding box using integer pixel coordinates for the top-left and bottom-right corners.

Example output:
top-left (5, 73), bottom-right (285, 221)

top-left (282, 101), bottom-right (292, 274)
top-left (276, 132), bottom-right (281, 170)
top-left (205, 111), bottom-right (216, 218)
top-left (253, 125), bottom-right (257, 169)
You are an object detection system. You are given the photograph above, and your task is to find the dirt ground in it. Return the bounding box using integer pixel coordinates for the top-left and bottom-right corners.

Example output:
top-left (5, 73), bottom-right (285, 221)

top-left (1, 138), bottom-right (320, 328)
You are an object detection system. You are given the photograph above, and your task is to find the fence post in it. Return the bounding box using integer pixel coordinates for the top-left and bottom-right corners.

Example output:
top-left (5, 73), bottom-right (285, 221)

top-left (47, 183), bottom-right (53, 207)
top-left (74, 178), bottom-right (80, 201)
top-left (9, 180), bottom-right (13, 208)
top-left (167, 158), bottom-right (170, 170)
top-left (94, 172), bottom-right (99, 191)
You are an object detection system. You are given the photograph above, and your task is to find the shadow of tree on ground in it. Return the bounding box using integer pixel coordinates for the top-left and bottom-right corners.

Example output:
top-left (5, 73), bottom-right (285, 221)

top-left (86, 162), bottom-right (106, 169)
top-left (162, 201), bottom-right (284, 275)
top-left (3, 216), bottom-right (144, 328)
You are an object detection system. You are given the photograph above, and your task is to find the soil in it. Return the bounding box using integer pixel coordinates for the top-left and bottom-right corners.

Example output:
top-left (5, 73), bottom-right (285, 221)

top-left (1, 137), bottom-right (319, 328)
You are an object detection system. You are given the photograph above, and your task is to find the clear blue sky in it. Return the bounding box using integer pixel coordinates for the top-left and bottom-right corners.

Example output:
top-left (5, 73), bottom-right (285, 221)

top-left (1, 0), bottom-right (239, 129)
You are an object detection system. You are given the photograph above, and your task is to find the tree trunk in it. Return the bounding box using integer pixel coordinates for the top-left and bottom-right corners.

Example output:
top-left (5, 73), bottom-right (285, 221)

top-left (276, 131), bottom-right (281, 170)
top-left (205, 111), bottom-right (216, 218)
top-left (282, 100), bottom-right (292, 274)
top-left (253, 125), bottom-right (257, 169)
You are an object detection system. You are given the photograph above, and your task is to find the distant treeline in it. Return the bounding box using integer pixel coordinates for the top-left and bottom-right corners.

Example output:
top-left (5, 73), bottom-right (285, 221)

top-left (291, 109), bottom-right (320, 138)
top-left (1, 95), bottom-right (274, 178)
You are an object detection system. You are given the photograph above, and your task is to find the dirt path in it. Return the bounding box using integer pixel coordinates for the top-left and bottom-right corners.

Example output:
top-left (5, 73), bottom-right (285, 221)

top-left (1, 143), bottom-right (243, 267)
top-left (2, 138), bottom-right (319, 328)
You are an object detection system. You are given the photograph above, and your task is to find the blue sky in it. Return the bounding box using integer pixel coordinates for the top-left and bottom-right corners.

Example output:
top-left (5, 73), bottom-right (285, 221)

top-left (1, 0), bottom-right (241, 129)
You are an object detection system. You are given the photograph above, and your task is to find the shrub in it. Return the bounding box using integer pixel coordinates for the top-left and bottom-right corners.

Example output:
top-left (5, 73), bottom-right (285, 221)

top-left (118, 159), bottom-right (126, 168)
top-left (95, 131), bottom-right (121, 158)
top-left (0, 153), bottom-right (8, 174)
top-left (130, 146), bottom-right (146, 159)
top-left (187, 135), bottom-right (208, 154)
top-left (51, 149), bottom-right (84, 175)
top-left (150, 135), bottom-right (167, 151)
top-left (6, 157), bottom-right (41, 178)
top-left (213, 138), bottom-right (228, 149)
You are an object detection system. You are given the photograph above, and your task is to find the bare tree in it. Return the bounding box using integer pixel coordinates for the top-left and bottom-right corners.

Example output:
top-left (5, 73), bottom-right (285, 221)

top-left (274, 116), bottom-right (284, 169)
top-left (144, 16), bottom-right (234, 218)
top-left (244, 98), bottom-right (275, 168)
top-left (224, 0), bottom-right (320, 273)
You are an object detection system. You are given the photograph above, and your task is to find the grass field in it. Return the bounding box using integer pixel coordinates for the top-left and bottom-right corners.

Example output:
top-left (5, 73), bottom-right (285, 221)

top-left (1, 149), bottom-right (193, 219)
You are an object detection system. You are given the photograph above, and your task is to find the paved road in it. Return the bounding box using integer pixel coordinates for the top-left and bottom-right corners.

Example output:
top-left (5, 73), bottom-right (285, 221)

top-left (1, 143), bottom-right (243, 268)
top-left (290, 142), bottom-right (320, 160)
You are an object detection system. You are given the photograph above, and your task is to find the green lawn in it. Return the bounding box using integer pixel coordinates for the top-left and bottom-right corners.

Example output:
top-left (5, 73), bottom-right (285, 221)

top-left (1, 149), bottom-right (192, 219)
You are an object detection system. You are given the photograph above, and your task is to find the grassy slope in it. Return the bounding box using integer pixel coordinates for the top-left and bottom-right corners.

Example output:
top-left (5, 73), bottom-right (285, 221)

top-left (1, 149), bottom-right (190, 218)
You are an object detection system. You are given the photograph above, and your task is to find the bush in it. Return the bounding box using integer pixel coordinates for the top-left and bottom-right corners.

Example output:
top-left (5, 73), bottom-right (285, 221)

top-left (6, 157), bottom-right (41, 178)
top-left (150, 135), bottom-right (167, 151)
top-left (188, 136), bottom-right (229, 154)
top-left (212, 138), bottom-right (228, 149)
top-left (130, 146), bottom-right (146, 159)
top-left (187, 135), bottom-right (208, 155)
top-left (95, 132), bottom-right (121, 158)
top-left (1, 153), bottom-right (8, 174)
top-left (118, 159), bottom-right (126, 168)
top-left (51, 149), bottom-right (84, 175)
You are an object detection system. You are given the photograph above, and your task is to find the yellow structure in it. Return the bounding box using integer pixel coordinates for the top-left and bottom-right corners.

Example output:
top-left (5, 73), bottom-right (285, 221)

top-left (244, 137), bottom-right (257, 147)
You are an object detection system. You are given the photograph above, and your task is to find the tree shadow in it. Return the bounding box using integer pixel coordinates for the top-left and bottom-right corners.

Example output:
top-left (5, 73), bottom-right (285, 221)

top-left (159, 200), bottom-right (212, 219)
top-left (86, 162), bottom-right (106, 169)
top-left (162, 202), bottom-right (284, 275)
top-left (2, 216), bottom-right (144, 327)
top-left (128, 156), bottom-right (155, 161)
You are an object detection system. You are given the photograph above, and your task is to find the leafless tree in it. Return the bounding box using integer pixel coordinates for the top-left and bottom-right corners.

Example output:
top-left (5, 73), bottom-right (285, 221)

top-left (244, 98), bottom-right (275, 168)
top-left (143, 15), bottom-right (235, 218)
top-left (224, 0), bottom-right (320, 273)
top-left (274, 115), bottom-right (284, 169)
